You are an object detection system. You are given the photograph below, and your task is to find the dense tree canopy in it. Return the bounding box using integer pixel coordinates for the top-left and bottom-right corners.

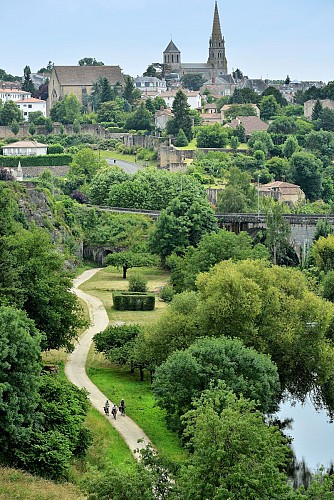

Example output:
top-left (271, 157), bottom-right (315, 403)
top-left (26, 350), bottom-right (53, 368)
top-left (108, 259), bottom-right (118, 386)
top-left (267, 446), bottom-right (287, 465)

top-left (153, 336), bottom-right (281, 433)
top-left (178, 385), bottom-right (292, 500)
top-left (0, 306), bottom-right (41, 459)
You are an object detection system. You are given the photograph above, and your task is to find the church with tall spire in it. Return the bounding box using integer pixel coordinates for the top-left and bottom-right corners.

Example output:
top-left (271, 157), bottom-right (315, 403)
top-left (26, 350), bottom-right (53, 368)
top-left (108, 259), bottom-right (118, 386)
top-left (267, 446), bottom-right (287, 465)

top-left (163, 1), bottom-right (228, 80)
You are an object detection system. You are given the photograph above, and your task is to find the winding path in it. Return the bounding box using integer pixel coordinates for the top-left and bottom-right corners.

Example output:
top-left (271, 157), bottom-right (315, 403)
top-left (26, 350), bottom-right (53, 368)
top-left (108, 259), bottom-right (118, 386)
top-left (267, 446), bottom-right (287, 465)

top-left (65, 268), bottom-right (151, 459)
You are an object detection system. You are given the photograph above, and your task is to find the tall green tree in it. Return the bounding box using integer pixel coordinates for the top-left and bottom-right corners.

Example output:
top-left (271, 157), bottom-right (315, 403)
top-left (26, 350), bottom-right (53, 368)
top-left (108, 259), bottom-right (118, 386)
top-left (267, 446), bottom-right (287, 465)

top-left (0, 306), bottom-right (41, 460)
top-left (312, 99), bottom-right (323, 121)
top-left (122, 75), bottom-right (140, 105)
top-left (22, 65), bottom-right (35, 94)
top-left (217, 167), bottom-right (257, 213)
top-left (260, 95), bottom-right (280, 120)
top-left (178, 385), bottom-right (292, 500)
top-left (166, 90), bottom-right (193, 140)
top-left (149, 192), bottom-right (217, 261)
top-left (265, 203), bottom-right (291, 264)
top-left (0, 101), bottom-right (22, 125)
top-left (181, 73), bottom-right (205, 91)
top-left (125, 102), bottom-right (153, 131)
top-left (153, 336), bottom-right (281, 433)
top-left (290, 151), bottom-right (323, 201)
top-left (7, 227), bottom-right (85, 351)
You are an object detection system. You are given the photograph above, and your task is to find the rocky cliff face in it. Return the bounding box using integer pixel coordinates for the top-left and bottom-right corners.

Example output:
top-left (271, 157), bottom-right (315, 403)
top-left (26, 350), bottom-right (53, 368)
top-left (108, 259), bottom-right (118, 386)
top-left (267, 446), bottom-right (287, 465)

top-left (18, 187), bottom-right (83, 260)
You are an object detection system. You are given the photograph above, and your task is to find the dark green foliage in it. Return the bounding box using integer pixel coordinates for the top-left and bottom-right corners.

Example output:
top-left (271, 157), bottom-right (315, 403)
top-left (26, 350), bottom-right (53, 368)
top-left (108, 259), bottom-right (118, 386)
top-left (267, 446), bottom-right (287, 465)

top-left (149, 192), bottom-right (218, 261)
top-left (159, 284), bottom-right (174, 302)
top-left (167, 229), bottom-right (269, 292)
top-left (128, 272), bottom-right (148, 292)
top-left (166, 90), bottom-right (193, 140)
top-left (224, 103), bottom-right (257, 120)
top-left (178, 385), bottom-right (292, 500)
top-left (22, 65), bottom-right (35, 95)
top-left (323, 271), bottom-right (334, 302)
top-left (153, 336), bottom-right (281, 433)
top-left (181, 73), bottom-right (205, 91)
top-left (0, 154), bottom-right (72, 167)
top-left (94, 323), bottom-right (141, 368)
top-left (261, 86), bottom-right (287, 106)
top-left (312, 100), bottom-right (323, 121)
top-left (6, 227), bottom-right (85, 351)
top-left (228, 87), bottom-right (259, 104)
top-left (196, 124), bottom-right (228, 148)
top-left (14, 375), bottom-right (92, 480)
top-left (125, 102), bottom-right (153, 131)
top-left (174, 128), bottom-right (188, 147)
top-left (290, 151), bottom-right (323, 201)
top-left (47, 143), bottom-right (64, 154)
top-left (112, 291), bottom-right (155, 311)
top-left (0, 100), bottom-right (23, 125)
top-left (0, 306), bottom-right (41, 459)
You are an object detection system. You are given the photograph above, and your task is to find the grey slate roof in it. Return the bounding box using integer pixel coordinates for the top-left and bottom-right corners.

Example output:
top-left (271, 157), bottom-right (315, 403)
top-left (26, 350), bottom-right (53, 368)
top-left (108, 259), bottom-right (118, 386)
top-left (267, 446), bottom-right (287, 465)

top-left (53, 66), bottom-right (124, 86)
top-left (164, 40), bottom-right (180, 53)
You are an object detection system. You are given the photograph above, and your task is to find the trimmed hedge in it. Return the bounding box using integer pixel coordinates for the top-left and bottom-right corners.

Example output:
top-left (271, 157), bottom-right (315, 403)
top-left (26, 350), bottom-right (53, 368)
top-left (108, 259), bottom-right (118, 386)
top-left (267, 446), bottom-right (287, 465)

top-left (112, 291), bottom-right (155, 311)
top-left (0, 154), bottom-right (72, 167)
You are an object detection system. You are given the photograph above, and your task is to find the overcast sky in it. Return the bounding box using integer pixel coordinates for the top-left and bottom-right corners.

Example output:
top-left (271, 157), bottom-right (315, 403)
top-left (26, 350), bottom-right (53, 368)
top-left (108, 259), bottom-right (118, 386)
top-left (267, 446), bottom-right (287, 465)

top-left (2, 0), bottom-right (333, 82)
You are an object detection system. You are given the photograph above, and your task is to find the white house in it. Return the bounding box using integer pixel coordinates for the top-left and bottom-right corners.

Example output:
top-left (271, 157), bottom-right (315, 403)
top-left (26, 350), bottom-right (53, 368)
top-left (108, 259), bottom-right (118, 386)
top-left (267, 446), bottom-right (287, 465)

top-left (135, 76), bottom-right (167, 94)
top-left (16, 98), bottom-right (47, 121)
top-left (158, 90), bottom-right (202, 110)
top-left (0, 88), bottom-right (31, 103)
top-left (2, 140), bottom-right (48, 156)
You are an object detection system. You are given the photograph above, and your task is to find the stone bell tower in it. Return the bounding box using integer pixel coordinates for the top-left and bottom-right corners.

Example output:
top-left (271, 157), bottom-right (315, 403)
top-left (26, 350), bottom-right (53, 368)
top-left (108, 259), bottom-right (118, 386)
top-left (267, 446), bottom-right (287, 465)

top-left (208, 1), bottom-right (228, 75)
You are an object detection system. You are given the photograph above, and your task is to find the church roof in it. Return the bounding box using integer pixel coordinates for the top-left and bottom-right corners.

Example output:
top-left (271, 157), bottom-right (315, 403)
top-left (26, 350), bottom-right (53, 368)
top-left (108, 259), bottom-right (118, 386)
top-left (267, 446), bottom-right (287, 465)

top-left (53, 66), bottom-right (124, 86)
top-left (164, 40), bottom-right (180, 53)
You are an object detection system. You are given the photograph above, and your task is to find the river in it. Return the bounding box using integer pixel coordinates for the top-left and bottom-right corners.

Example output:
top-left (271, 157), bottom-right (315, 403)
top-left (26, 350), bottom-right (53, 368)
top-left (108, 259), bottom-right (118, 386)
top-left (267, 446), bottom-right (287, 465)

top-left (278, 397), bottom-right (334, 471)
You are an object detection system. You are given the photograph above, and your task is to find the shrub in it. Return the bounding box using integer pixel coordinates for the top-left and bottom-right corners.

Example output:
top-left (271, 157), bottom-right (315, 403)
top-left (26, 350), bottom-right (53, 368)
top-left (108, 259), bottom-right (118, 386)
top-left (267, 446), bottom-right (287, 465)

top-left (159, 284), bottom-right (174, 302)
top-left (47, 143), bottom-right (64, 154)
top-left (112, 291), bottom-right (155, 311)
top-left (0, 154), bottom-right (72, 167)
top-left (128, 272), bottom-right (148, 292)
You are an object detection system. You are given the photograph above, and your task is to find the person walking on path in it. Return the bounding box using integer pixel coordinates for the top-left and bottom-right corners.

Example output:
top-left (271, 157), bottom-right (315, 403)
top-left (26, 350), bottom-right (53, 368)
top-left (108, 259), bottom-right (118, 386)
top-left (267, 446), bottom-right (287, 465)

top-left (120, 399), bottom-right (126, 416)
top-left (111, 404), bottom-right (118, 420)
top-left (104, 399), bottom-right (110, 416)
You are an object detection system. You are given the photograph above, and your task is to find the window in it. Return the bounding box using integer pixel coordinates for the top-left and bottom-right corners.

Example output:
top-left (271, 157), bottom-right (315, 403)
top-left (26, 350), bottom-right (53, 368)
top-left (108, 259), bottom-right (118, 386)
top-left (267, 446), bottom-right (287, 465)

top-left (28, 104), bottom-right (32, 108)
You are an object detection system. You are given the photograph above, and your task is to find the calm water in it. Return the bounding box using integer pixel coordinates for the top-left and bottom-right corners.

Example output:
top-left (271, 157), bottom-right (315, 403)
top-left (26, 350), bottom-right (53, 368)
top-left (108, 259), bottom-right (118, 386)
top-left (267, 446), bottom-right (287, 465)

top-left (278, 397), bottom-right (334, 470)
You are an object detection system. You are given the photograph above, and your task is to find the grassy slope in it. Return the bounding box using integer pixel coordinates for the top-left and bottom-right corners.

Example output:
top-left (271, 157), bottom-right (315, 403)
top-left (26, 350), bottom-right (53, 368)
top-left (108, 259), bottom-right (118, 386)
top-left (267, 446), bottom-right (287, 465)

top-left (81, 266), bottom-right (187, 463)
top-left (0, 467), bottom-right (84, 500)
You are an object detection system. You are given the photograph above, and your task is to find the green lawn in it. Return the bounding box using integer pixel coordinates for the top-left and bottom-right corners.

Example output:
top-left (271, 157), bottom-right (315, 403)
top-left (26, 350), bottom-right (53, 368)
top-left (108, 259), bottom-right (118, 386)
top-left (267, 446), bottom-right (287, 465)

top-left (79, 266), bottom-right (170, 323)
top-left (99, 150), bottom-right (157, 168)
top-left (81, 266), bottom-right (187, 463)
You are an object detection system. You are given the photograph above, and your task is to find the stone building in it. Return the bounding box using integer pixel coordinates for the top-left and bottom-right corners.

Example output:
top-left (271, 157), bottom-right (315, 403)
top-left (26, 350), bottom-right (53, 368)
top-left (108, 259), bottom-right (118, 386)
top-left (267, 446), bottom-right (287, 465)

top-left (304, 99), bottom-right (334, 120)
top-left (47, 65), bottom-right (124, 114)
top-left (163, 1), bottom-right (228, 81)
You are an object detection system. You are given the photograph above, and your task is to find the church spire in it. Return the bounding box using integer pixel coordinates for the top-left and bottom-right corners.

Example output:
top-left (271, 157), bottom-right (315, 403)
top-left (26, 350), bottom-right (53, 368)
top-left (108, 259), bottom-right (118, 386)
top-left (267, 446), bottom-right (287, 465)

top-left (208, 1), bottom-right (228, 75)
top-left (211, 1), bottom-right (223, 42)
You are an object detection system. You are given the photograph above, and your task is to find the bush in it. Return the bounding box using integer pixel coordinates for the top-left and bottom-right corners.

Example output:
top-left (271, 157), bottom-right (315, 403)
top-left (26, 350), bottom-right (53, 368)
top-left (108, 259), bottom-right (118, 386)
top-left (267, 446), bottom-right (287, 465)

top-left (47, 143), bottom-right (64, 154)
top-left (159, 284), bottom-right (174, 302)
top-left (128, 272), bottom-right (148, 292)
top-left (112, 291), bottom-right (155, 311)
top-left (0, 154), bottom-right (72, 167)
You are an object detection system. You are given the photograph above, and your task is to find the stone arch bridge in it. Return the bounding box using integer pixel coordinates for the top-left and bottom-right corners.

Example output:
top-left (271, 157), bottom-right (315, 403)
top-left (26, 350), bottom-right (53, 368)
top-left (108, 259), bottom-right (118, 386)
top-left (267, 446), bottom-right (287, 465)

top-left (88, 206), bottom-right (334, 263)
